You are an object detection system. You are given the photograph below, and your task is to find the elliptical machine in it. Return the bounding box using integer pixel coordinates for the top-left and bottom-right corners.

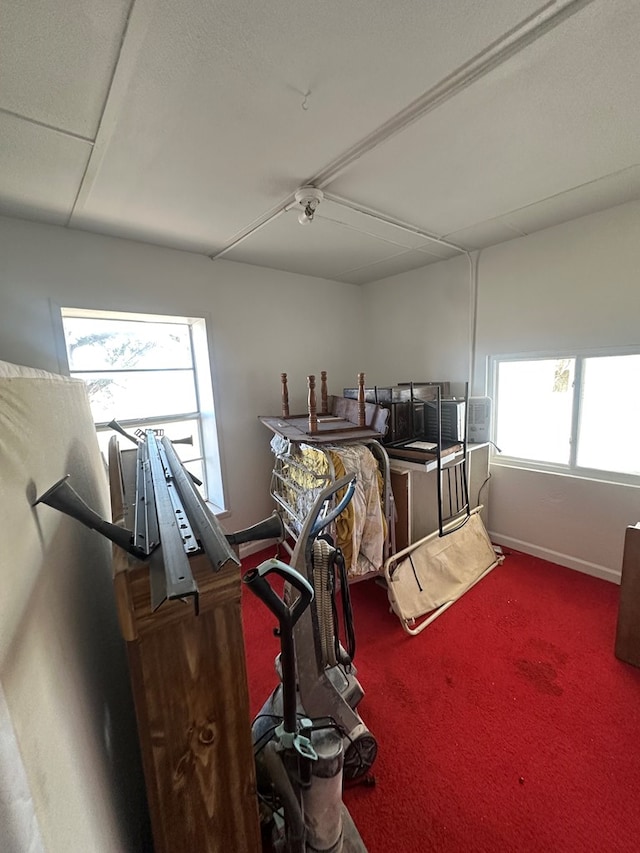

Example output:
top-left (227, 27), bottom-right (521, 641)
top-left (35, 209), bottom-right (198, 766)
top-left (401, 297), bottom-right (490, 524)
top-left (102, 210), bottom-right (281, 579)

top-left (244, 474), bottom-right (374, 853)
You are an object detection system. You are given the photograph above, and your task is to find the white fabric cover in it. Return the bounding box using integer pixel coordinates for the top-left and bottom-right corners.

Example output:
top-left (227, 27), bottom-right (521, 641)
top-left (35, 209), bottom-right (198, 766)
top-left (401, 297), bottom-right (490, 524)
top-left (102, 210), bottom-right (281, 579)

top-left (0, 684), bottom-right (45, 853)
top-left (0, 359), bottom-right (139, 852)
top-left (386, 510), bottom-right (499, 622)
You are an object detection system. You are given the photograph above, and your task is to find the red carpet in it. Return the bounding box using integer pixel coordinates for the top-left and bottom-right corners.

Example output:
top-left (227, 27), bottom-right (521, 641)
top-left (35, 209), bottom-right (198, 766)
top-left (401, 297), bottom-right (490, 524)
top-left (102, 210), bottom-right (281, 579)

top-left (241, 547), bottom-right (640, 852)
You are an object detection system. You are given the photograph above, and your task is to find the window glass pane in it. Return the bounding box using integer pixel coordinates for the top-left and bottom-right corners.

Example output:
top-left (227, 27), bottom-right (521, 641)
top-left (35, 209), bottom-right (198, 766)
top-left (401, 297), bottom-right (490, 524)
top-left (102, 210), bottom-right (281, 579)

top-left (61, 309), bottom-right (222, 507)
top-left (146, 419), bottom-right (202, 462)
top-left (496, 358), bottom-right (574, 464)
top-left (95, 418), bottom-right (202, 462)
top-left (94, 436), bottom-right (207, 499)
top-left (183, 459), bottom-right (205, 495)
top-left (64, 317), bottom-right (192, 371)
top-left (81, 370), bottom-right (197, 422)
top-left (578, 355), bottom-right (640, 475)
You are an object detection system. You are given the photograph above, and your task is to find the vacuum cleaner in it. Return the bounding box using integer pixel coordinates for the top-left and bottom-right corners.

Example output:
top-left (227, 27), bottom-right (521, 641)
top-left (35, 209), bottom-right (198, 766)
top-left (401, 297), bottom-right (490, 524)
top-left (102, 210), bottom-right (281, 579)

top-left (244, 474), bottom-right (375, 852)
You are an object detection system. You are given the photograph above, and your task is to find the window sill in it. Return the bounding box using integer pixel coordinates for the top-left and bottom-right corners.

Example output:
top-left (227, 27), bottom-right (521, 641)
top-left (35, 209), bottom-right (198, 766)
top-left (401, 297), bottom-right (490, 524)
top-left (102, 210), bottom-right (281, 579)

top-left (490, 457), bottom-right (640, 489)
top-left (206, 500), bottom-right (229, 519)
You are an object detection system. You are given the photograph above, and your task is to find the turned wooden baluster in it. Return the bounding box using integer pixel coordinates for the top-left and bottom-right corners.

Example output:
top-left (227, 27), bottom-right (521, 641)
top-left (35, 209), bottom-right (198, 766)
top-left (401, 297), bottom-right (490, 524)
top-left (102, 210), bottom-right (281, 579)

top-left (357, 372), bottom-right (366, 427)
top-left (308, 375), bottom-right (317, 433)
top-left (281, 372), bottom-right (290, 418)
top-left (320, 371), bottom-right (328, 415)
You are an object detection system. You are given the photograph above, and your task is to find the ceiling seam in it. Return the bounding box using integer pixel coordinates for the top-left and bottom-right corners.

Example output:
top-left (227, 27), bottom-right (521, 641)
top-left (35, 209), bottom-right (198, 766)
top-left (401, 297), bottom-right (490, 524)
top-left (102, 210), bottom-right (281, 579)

top-left (209, 193), bottom-right (464, 263)
top-left (443, 218), bottom-right (528, 243)
top-left (495, 161), bottom-right (640, 235)
top-left (0, 107), bottom-right (94, 145)
top-left (405, 164), bottom-right (640, 245)
top-left (210, 0), bottom-right (596, 263)
top-left (308, 0), bottom-right (597, 188)
top-left (322, 193), bottom-right (466, 254)
top-left (316, 210), bottom-right (450, 258)
top-left (496, 221), bottom-right (529, 238)
top-left (332, 251), bottom-right (420, 282)
top-left (66, 0), bottom-right (155, 228)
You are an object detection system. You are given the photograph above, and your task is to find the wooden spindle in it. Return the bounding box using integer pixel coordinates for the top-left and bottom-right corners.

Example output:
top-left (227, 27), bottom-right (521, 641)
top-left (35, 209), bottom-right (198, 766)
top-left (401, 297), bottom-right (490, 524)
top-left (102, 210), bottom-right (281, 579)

top-left (281, 372), bottom-right (289, 418)
top-left (357, 372), bottom-right (366, 427)
top-left (320, 371), bottom-right (328, 415)
top-left (308, 375), bottom-right (317, 433)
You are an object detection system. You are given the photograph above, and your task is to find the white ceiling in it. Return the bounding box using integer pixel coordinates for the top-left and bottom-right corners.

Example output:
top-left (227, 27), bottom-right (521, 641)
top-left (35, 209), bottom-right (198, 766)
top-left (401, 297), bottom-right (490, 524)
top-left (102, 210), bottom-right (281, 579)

top-left (2, 0), bottom-right (639, 284)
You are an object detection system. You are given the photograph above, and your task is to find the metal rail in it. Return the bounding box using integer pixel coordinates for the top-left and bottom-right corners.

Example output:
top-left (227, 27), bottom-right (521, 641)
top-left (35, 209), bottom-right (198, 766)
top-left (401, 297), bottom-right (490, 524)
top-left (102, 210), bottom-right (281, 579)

top-left (146, 430), bottom-right (199, 610)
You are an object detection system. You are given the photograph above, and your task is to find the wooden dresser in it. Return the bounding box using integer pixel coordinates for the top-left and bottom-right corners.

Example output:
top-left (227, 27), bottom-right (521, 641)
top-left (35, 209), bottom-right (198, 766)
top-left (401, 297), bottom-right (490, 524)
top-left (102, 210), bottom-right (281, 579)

top-left (110, 444), bottom-right (261, 852)
top-left (615, 523), bottom-right (640, 668)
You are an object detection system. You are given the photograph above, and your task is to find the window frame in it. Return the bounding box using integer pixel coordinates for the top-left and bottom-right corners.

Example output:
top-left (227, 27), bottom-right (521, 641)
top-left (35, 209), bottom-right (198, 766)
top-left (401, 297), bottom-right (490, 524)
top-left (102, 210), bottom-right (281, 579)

top-left (489, 344), bottom-right (640, 487)
top-left (58, 306), bottom-right (228, 512)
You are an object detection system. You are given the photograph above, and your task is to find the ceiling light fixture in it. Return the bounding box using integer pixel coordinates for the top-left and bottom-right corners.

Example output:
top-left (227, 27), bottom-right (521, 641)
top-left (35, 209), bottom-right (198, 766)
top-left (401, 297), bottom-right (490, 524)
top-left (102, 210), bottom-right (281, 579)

top-left (294, 186), bottom-right (323, 225)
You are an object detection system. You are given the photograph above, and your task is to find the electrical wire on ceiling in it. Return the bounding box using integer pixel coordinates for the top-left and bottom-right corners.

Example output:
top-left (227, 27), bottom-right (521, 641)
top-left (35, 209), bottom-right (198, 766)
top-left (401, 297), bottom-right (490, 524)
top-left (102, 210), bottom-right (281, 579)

top-left (209, 176), bottom-right (481, 396)
top-left (209, 186), bottom-right (467, 260)
top-left (208, 0), bottom-right (595, 265)
top-left (321, 192), bottom-right (465, 255)
top-left (205, 2), bottom-right (597, 400)
top-left (296, 188), bottom-right (481, 398)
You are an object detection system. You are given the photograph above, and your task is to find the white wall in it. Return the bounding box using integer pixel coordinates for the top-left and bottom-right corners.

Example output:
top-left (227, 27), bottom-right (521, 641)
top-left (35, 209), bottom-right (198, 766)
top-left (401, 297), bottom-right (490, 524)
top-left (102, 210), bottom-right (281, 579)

top-left (361, 200), bottom-right (640, 581)
top-left (360, 253), bottom-right (472, 388)
top-left (2, 204), bottom-right (639, 580)
top-left (474, 200), bottom-right (640, 581)
top-left (0, 215), bottom-right (368, 533)
top-left (472, 201), bottom-right (640, 376)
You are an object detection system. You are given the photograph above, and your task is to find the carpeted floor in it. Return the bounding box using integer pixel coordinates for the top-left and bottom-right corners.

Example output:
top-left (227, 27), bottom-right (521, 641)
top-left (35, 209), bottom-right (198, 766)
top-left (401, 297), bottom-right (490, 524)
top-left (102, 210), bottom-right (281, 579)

top-left (241, 547), bottom-right (640, 852)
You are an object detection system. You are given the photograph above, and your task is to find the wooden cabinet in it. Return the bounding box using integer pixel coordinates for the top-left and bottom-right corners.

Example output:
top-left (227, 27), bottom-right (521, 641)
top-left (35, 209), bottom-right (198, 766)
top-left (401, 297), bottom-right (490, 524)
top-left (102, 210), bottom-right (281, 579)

top-left (615, 523), bottom-right (640, 668)
top-left (111, 447), bottom-right (261, 853)
top-left (390, 443), bottom-right (490, 550)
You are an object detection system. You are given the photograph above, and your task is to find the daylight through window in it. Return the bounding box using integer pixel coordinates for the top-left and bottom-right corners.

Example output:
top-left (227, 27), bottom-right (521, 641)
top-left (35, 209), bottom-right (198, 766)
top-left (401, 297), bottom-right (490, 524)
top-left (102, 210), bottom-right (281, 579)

top-left (61, 308), bottom-right (222, 505)
top-left (492, 351), bottom-right (640, 481)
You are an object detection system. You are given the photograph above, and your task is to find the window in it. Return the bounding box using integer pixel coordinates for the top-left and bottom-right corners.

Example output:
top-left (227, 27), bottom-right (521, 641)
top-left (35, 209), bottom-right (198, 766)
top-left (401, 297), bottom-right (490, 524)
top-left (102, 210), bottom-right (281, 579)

top-left (491, 350), bottom-right (640, 482)
top-left (60, 308), bottom-right (225, 509)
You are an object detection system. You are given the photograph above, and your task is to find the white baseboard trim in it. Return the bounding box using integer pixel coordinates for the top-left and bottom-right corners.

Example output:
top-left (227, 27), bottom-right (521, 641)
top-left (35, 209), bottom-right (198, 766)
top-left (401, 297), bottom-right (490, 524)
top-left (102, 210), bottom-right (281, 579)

top-left (237, 538), bottom-right (279, 560)
top-left (487, 532), bottom-right (621, 585)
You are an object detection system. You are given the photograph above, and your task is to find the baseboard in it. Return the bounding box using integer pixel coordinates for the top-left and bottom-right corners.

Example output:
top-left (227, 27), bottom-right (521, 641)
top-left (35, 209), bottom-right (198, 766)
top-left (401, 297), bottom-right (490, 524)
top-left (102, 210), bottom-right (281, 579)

top-left (488, 532), bottom-right (621, 585)
top-left (240, 533), bottom-right (623, 583)
top-left (237, 538), bottom-right (279, 560)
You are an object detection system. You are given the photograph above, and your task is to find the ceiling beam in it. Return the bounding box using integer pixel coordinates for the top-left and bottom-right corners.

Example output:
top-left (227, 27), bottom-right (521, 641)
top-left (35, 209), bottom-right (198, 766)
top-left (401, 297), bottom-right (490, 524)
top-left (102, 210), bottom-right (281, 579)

top-left (309, 0), bottom-right (597, 188)
top-left (211, 0), bottom-right (597, 261)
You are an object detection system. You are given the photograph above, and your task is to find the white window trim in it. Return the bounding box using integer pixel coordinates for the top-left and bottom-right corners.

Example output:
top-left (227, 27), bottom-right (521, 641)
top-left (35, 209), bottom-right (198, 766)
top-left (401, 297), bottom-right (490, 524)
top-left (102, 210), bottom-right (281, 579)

top-left (56, 304), bottom-right (229, 513)
top-left (489, 345), bottom-right (640, 489)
